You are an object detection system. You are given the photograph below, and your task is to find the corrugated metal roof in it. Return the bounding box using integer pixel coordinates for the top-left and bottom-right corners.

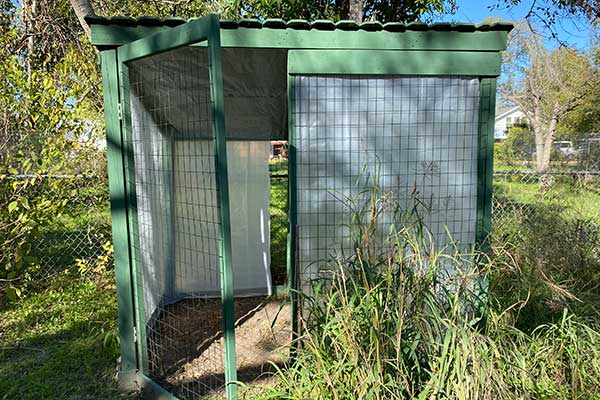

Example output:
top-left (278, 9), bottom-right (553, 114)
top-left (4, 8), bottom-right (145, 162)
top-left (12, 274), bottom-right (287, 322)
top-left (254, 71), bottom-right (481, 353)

top-left (84, 15), bottom-right (513, 33)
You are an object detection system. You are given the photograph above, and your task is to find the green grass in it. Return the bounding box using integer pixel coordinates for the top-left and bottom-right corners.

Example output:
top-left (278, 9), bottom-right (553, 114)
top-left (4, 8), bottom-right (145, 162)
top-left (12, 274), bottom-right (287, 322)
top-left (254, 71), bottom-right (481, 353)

top-left (269, 159), bottom-right (289, 285)
top-left (269, 158), bottom-right (288, 175)
top-left (0, 276), bottom-right (127, 400)
top-left (251, 178), bottom-right (600, 400)
top-left (3, 162), bottom-right (599, 399)
top-left (494, 179), bottom-right (600, 221)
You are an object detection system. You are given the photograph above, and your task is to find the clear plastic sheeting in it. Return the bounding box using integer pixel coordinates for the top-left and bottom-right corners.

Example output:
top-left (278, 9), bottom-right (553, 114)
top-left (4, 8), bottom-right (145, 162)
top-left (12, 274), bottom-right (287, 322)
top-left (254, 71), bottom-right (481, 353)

top-left (172, 140), bottom-right (221, 299)
top-left (227, 141), bottom-right (273, 296)
top-left (170, 140), bottom-right (273, 298)
top-left (293, 76), bottom-right (480, 289)
top-left (128, 86), bottom-right (174, 324)
top-left (128, 53), bottom-right (275, 325)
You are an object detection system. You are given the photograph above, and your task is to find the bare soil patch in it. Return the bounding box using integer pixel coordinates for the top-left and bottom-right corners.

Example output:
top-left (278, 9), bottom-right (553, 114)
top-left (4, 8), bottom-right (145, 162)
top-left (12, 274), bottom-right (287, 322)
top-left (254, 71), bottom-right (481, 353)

top-left (147, 296), bottom-right (290, 399)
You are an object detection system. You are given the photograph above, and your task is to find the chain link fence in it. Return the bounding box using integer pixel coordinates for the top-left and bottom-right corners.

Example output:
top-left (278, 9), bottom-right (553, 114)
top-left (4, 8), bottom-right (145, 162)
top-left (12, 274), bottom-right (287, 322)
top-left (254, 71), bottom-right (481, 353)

top-left (491, 168), bottom-right (600, 298)
top-left (15, 170), bottom-right (600, 284)
top-left (13, 175), bottom-right (111, 281)
top-left (2, 141), bottom-right (597, 294)
top-left (33, 176), bottom-right (111, 272)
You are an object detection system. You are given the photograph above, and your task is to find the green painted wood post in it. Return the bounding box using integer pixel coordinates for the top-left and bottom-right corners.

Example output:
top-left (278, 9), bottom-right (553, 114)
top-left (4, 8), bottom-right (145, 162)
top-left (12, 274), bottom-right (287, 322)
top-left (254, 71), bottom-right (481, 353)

top-left (476, 78), bottom-right (497, 248)
top-left (287, 75), bottom-right (298, 357)
top-left (99, 49), bottom-right (139, 386)
top-left (118, 63), bottom-right (150, 372)
top-left (207, 16), bottom-right (239, 400)
top-left (475, 77), bottom-right (498, 330)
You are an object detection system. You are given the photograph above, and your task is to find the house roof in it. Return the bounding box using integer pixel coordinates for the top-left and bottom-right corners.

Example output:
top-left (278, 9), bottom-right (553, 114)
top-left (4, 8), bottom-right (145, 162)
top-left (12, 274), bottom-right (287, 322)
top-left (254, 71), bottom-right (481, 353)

top-left (84, 15), bottom-right (513, 33)
top-left (495, 105), bottom-right (520, 120)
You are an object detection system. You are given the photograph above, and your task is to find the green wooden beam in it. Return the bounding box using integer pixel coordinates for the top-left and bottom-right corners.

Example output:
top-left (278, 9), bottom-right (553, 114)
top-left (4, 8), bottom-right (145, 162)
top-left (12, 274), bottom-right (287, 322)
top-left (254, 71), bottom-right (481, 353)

top-left (117, 15), bottom-right (215, 62)
top-left (99, 49), bottom-right (138, 379)
top-left (287, 75), bottom-right (298, 359)
top-left (91, 25), bottom-right (509, 52)
top-left (208, 21), bottom-right (239, 400)
top-left (118, 63), bottom-right (149, 372)
top-left (474, 77), bottom-right (497, 331)
top-left (288, 50), bottom-right (502, 76)
top-left (220, 29), bottom-right (508, 51)
top-left (91, 25), bottom-right (172, 50)
top-left (476, 78), bottom-right (497, 246)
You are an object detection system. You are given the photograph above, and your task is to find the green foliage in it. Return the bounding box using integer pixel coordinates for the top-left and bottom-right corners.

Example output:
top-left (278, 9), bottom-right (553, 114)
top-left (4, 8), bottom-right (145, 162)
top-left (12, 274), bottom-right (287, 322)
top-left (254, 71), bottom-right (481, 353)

top-left (217, 0), bottom-right (455, 22)
top-left (269, 160), bottom-right (289, 285)
top-left (76, 241), bottom-right (114, 280)
top-left (0, 19), bottom-right (107, 300)
top-left (494, 125), bottom-right (535, 165)
top-left (251, 177), bottom-right (600, 400)
top-left (492, 178), bottom-right (600, 330)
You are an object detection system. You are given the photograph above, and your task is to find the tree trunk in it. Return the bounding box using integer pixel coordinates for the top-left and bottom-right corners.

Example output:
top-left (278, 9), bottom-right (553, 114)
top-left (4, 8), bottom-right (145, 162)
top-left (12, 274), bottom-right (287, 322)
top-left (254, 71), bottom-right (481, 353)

top-left (539, 132), bottom-right (553, 171)
top-left (538, 104), bottom-right (560, 171)
top-left (25, 0), bottom-right (38, 84)
top-left (349, 0), bottom-right (364, 22)
top-left (534, 126), bottom-right (546, 170)
top-left (69, 0), bottom-right (95, 40)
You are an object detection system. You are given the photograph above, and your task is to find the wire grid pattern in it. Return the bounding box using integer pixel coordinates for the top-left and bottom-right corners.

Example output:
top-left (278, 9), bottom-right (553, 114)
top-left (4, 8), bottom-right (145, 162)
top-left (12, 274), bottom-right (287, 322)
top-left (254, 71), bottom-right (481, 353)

top-left (294, 75), bottom-right (480, 290)
top-left (127, 46), bottom-right (226, 397)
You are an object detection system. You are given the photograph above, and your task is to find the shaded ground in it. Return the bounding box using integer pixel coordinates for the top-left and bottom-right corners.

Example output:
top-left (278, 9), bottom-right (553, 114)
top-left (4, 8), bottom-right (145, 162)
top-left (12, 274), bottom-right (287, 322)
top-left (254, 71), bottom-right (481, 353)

top-left (0, 277), bottom-right (131, 399)
top-left (148, 297), bottom-right (291, 399)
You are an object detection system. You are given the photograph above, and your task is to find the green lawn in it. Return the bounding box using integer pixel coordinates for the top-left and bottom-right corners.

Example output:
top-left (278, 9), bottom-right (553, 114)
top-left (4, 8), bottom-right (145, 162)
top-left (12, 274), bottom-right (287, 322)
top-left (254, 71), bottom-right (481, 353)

top-left (269, 159), bottom-right (289, 285)
top-left (0, 276), bottom-right (127, 399)
top-left (494, 176), bottom-right (600, 221)
top-left (6, 160), bottom-right (598, 399)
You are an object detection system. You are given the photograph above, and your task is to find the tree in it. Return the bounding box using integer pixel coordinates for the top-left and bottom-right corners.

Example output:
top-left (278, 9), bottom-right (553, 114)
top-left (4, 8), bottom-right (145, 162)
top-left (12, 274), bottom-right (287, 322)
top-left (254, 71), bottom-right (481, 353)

top-left (69, 0), bottom-right (95, 39)
top-left (492, 0), bottom-right (600, 42)
top-left (500, 24), bottom-right (600, 171)
top-left (225, 0), bottom-right (454, 22)
top-left (558, 21), bottom-right (600, 137)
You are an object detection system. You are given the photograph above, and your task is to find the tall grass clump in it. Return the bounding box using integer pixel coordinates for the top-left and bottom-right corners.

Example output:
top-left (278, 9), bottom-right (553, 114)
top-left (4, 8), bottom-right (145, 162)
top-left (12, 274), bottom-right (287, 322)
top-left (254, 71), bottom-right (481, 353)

top-left (256, 173), bottom-right (600, 400)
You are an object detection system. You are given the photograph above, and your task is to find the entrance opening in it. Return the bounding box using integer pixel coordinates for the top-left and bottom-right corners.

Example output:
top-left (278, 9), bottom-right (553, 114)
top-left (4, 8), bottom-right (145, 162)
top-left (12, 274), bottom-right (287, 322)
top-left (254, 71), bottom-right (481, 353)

top-left (269, 140), bottom-right (289, 286)
top-left (126, 45), bottom-right (291, 398)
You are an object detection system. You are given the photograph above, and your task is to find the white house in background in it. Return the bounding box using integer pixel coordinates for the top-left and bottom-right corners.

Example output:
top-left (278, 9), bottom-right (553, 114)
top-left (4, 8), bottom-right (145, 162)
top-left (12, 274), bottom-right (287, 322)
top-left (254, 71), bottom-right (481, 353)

top-left (494, 105), bottom-right (527, 141)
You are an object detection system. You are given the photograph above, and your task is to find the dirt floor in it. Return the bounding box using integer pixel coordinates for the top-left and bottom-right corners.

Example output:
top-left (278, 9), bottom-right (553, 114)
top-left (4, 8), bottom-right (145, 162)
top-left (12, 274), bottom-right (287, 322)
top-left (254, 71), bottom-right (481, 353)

top-left (146, 296), bottom-right (291, 399)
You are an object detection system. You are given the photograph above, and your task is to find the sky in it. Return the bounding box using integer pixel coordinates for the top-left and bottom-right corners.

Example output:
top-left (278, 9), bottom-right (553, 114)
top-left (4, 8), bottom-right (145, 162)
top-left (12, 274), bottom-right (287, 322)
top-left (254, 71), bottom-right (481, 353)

top-left (439, 0), bottom-right (593, 49)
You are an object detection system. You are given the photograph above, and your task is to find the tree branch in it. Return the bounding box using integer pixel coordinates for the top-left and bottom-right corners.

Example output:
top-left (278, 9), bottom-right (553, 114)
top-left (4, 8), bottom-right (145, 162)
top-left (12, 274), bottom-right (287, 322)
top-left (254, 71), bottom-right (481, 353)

top-left (69, 0), bottom-right (94, 40)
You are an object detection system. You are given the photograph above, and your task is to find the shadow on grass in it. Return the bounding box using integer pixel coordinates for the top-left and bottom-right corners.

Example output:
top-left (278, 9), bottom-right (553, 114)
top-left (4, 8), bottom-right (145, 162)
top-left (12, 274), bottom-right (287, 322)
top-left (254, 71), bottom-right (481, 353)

top-left (0, 280), bottom-right (131, 400)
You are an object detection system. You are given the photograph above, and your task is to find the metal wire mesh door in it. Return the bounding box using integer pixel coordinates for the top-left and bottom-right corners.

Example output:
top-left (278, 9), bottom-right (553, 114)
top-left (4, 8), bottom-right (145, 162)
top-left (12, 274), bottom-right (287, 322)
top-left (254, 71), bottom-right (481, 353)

top-left (124, 43), bottom-right (233, 398)
top-left (292, 75), bottom-right (481, 293)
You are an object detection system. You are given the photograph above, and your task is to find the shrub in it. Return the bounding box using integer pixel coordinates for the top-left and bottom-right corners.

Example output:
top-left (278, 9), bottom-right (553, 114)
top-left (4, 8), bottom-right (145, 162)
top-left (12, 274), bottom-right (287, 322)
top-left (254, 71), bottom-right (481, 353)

top-left (255, 178), bottom-right (600, 400)
top-left (495, 125), bottom-right (535, 166)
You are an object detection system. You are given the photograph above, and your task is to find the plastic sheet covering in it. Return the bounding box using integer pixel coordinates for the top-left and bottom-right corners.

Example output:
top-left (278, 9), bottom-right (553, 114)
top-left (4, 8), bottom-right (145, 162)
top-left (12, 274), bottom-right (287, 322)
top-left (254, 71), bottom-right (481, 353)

top-left (129, 89), bottom-right (172, 324)
top-left (227, 141), bottom-right (273, 295)
top-left (293, 76), bottom-right (480, 289)
top-left (171, 140), bottom-right (272, 298)
top-left (130, 133), bottom-right (273, 323)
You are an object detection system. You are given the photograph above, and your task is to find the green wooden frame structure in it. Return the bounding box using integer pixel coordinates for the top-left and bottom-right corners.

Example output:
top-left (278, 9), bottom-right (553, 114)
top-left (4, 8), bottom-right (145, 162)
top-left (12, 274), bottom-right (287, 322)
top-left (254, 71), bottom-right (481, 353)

top-left (90, 14), bottom-right (510, 400)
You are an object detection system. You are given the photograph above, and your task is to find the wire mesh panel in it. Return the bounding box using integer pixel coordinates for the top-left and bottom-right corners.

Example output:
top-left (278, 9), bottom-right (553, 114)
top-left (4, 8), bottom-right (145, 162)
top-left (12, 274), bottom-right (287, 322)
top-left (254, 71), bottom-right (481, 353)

top-left (293, 75), bottom-right (480, 291)
top-left (127, 46), bottom-right (226, 398)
